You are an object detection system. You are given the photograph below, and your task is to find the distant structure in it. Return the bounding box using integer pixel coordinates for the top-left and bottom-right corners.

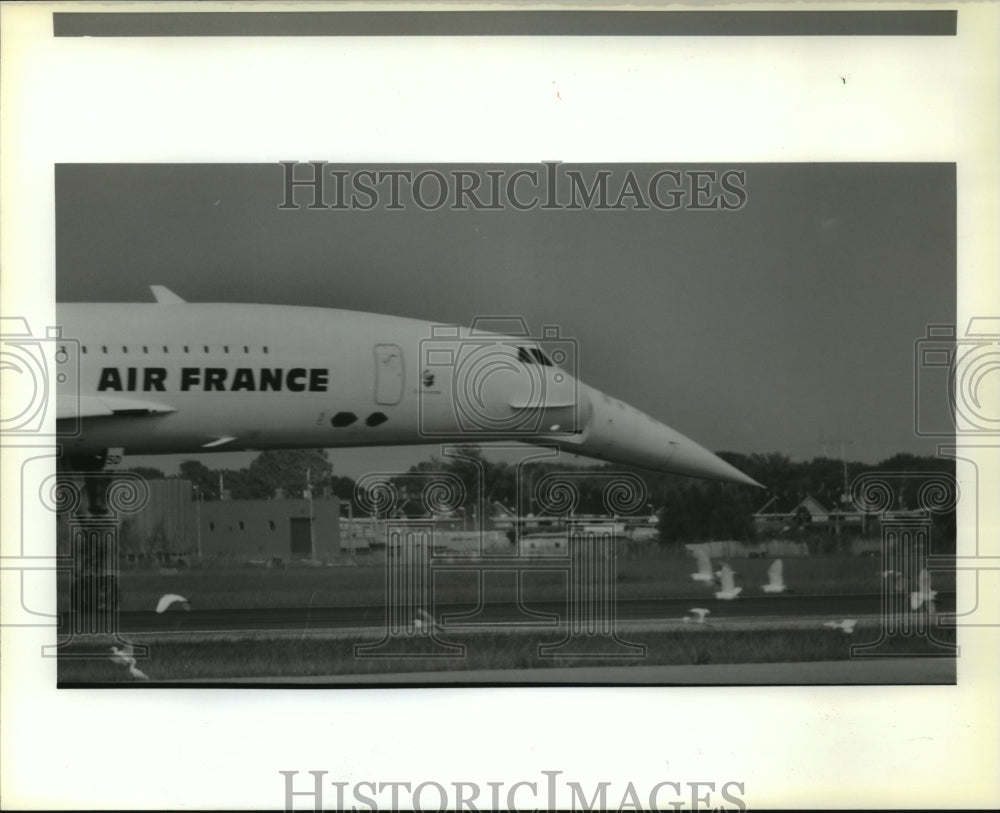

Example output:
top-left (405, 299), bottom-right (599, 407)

top-left (753, 494), bottom-right (866, 536)
top-left (200, 497), bottom-right (340, 563)
top-left (58, 479), bottom-right (343, 565)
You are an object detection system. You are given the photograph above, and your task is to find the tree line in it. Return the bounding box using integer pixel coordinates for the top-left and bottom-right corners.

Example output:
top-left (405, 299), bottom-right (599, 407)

top-left (130, 447), bottom-right (956, 544)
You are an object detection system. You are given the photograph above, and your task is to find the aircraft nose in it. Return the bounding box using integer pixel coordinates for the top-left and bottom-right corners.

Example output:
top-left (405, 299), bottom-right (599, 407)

top-left (564, 384), bottom-right (764, 487)
top-left (664, 437), bottom-right (764, 487)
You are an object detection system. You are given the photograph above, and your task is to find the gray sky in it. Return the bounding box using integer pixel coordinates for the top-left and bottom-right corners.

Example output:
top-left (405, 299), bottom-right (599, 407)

top-left (56, 162), bottom-right (954, 477)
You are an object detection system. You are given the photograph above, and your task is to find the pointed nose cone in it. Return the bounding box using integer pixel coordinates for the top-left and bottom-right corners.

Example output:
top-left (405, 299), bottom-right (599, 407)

top-left (560, 384), bottom-right (764, 487)
top-left (667, 439), bottom-right (765, 488)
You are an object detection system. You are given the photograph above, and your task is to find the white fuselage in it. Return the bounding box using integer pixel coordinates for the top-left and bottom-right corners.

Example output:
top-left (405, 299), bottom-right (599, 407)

top-left (55, 300), bottom-right (760, 486)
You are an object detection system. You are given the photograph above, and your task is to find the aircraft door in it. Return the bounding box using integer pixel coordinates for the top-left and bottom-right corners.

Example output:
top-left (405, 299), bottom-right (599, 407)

top-left (374, 344), bottom-right (404, 405)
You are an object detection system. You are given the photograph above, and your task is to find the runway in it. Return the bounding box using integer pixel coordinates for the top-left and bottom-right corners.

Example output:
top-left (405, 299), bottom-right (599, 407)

top-left (112, 592), bottom-right (955, 634)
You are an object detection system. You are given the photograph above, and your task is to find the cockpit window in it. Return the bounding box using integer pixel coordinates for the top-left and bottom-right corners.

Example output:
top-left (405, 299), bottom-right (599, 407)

top-left (518, 346), bottom-right (553, 367)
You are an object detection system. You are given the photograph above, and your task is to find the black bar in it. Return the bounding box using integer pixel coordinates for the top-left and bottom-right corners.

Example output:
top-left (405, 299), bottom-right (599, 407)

top-left (53, 11), bottom-right (957, 38)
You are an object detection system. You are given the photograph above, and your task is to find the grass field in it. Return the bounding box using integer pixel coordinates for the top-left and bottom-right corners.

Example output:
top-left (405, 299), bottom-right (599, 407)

top-left (58, 622), bottom-right (958, 683)
top-left (58, 554), bottom-right (955, 612)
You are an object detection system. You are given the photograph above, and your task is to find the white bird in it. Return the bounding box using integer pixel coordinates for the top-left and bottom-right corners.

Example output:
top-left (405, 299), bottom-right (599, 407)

top-left (156, 593), bottom-right (191, 613)
top-left (683, 608), bottom-right (711, 624)
top-left (761, 558), bottom-right (787, 593)
top-left (413, 608), bottom-right (442, 631)
top-left (690, 545), bottom-right (715, 583)
top-left (824, 619), bottom-right (857, 634)
top-left (714, 563), bottom-right (742, 600)
top-left (110, 645), bottom-right (150, 680)
top-left (910, 568), bottom-right (937, 611)
top-left (109, 644), bottom-right (135, 666)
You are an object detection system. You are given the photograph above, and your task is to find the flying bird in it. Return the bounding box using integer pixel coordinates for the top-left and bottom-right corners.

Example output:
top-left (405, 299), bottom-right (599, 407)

top-left (824, 619), bottom-right (857, 634)
top-left (910, 568), bottom-right (937, 612)
top-left (761, 559), bottom-right (787, 593)
top-left (413, 608), bottom-right (442, 631)
top-left (109, 644), bottom-right (149, 680)
top-left (683, 608), bottom-right (711, 624)
top-left (156, 593), bottom-right (191, 613)
top-left (690, 545), bottom-right (715, 583)
top-left (714, 563), bottom-right (742, 600)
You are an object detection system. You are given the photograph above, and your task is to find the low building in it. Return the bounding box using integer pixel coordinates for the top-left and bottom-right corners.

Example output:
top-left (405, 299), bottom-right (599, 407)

top-left (200, 497), bottom-right (341, 563)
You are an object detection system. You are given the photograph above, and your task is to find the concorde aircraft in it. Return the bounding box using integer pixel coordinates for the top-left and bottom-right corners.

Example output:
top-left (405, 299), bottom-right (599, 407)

top-left (53, 286), bottom-right (761, 487)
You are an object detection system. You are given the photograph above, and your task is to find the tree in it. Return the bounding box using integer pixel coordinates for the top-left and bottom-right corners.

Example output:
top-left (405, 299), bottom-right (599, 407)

top-left (178, 460), bottom-right (218, 500)
top-left (127, 466), bottom-right (166, 481)
top-left (246, 449), bottom-right (333, 499)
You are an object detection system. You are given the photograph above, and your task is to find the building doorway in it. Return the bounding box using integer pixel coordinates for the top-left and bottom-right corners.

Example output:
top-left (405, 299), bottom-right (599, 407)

top-left (289, 517), bottom-right (313, 558)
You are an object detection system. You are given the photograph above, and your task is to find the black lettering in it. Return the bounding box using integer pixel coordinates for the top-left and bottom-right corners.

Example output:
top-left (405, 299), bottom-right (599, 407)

top-left (230, 368), bottom-right (256, 391)
top-left (688, 170), bottom-right (720, 209)
top-left (566, 170), bottom-right (610, 209)
top-left (126, 367), bottom-right (137, 391)
top-left (97, 368), bottom-right (122, 392)
top-left (648, 170), bottom-right (684, 210)
top-left (286, 368), bottom-right (307, 392)
top-left (351, 170), bottom-right (378, 210)
top-left (259, 368), bottom-right (283, 391)
top-left (612, 170), bottom-right (650, 210)
top-left (143, 368), bottom-right (166, 392)
top-left (203, 368), bottom-right (227, 391)
top-left (309, 369), bottom-right (328, 392)
top-left (506, 169), bottom-right (538, 211)
top-left (180, 367), bottom-right (200, 391)
top-left (278, 161), bottom-right (328, 210)
top-left (719, 169), bottom-right (748, 210)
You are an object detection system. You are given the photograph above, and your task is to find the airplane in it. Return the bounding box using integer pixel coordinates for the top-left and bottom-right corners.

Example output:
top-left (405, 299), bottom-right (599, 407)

top-left (54, 286), bottom-right (762, 488)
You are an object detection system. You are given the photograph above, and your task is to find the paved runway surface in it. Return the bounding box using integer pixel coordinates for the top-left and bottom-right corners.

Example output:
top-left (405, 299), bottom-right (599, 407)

top-left (115, 592), bottom-right (955, 633)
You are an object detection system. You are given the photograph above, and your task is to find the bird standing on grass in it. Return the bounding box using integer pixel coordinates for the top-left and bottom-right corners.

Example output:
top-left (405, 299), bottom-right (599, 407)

top-left (714, 563), bottom-right (742, 600)
top-left (824, 619), bottom-right (857, 634)
top-left (156, 593), bottom-right (191, 613)
top-left (414, 608), bottom-right (442, 632)
top-left (761, 559), bottom-right (787, 593)
top-left (910, 568), bottom-right (937, 612)
top-left (109, 644), bottom-right (149, 680)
